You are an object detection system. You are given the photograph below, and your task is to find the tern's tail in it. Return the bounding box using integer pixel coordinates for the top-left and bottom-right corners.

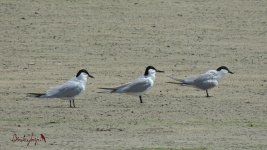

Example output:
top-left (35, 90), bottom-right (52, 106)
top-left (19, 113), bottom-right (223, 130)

top-left (97, 88), bottom-right (116, 93)
top-left (27, 93), bottom-right (46, 98)
top-left (166, 81), bottom-right (184, 85)
top-left (167, 75), bottom-right (190, 85)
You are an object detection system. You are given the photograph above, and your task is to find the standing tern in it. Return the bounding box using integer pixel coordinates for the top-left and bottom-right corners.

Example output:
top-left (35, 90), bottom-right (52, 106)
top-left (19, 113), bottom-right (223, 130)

top-left (28, 69), bottom-right (94, 107)
top-left (167, 66), bottom-right (234, 97)
top-left (99, 66), bottom-right (164, 103)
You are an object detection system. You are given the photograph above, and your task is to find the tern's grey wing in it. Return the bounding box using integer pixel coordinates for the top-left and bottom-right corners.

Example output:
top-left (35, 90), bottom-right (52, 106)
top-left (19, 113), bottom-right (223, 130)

top-left (193, 73), bottom-right (213, 83)
top-left (191, 71), bottom-right (218, 90)
top-left (112, 82), bottom-right (131, 91)
top-left (46, 81), bottom-right (82, 98)
top-left (181, 70), bottom-right (214, 84)
top-left (115, 78), bottom-right (151, 93)
top-left (180, 75), bottom-right (199, 85)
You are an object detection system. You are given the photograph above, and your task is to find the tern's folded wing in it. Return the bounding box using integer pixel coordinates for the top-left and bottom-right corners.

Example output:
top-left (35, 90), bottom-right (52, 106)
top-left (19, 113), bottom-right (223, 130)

top-left (115, 78), bottom-right (151, 93)
top-left (46, 81), bottom-right (82, 98)
top-left (194, 72), bottom-right (216, 83)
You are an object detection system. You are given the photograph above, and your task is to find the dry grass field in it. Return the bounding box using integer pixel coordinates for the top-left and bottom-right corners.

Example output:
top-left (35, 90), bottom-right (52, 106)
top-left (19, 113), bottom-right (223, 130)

top-left (0, 0), bottom-right (266, 149)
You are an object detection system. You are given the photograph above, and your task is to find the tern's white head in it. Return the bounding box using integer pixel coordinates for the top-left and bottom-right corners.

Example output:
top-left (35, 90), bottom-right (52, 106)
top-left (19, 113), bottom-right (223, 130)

top-left (215, 66), bottom-right (234, 80)
top-left (144, 66), bottom-right (164, 80)
top-left (76, 69), bottom-right (94, 81)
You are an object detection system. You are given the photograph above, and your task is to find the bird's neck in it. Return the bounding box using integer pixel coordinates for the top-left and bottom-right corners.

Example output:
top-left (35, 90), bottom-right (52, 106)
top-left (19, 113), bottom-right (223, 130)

top-left (146, 73), bottom-right (156, 81)
top-left (77, 75), bottom-right (88, 85)
top-left (216, 70), bottom-right (227, 80)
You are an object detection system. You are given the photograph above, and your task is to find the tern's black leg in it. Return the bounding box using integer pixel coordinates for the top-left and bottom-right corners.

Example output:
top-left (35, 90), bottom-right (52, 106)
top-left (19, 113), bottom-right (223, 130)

top-left (139, 96), bottom-right (143, 103)
top-left (69, 100), bottom-right (72, 108)
top-left (72, 99), bottom-right (75, 108)
top-left (206, 90), bottom-right (210, 97)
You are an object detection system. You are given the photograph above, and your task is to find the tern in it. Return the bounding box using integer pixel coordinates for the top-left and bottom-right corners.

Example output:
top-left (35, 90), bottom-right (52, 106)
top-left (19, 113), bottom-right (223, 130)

top-left (28, 69), bottom-right (94, 107)
top-left (99, 66), bottom-right (164, 103)
top-left (167, 66), bottom-right (234, 97)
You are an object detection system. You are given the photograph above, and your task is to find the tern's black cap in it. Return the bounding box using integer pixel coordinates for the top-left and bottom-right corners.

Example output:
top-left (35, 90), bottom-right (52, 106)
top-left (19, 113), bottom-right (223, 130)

top-left (216, 66), bottom-right (234, 74)
top-left (76, 69), bottom-right (94, 78)
top-left (144, 66), bottom-right (164, 76)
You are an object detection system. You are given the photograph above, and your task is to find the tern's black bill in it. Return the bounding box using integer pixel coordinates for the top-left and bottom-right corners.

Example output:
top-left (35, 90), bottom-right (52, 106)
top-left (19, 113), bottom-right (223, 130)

top-left (229, 71), bottom-right (234, 74)
top-left (156, 70), bottom-right (164, 73)
top-left (88, 74), bottom-right (94, 78)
